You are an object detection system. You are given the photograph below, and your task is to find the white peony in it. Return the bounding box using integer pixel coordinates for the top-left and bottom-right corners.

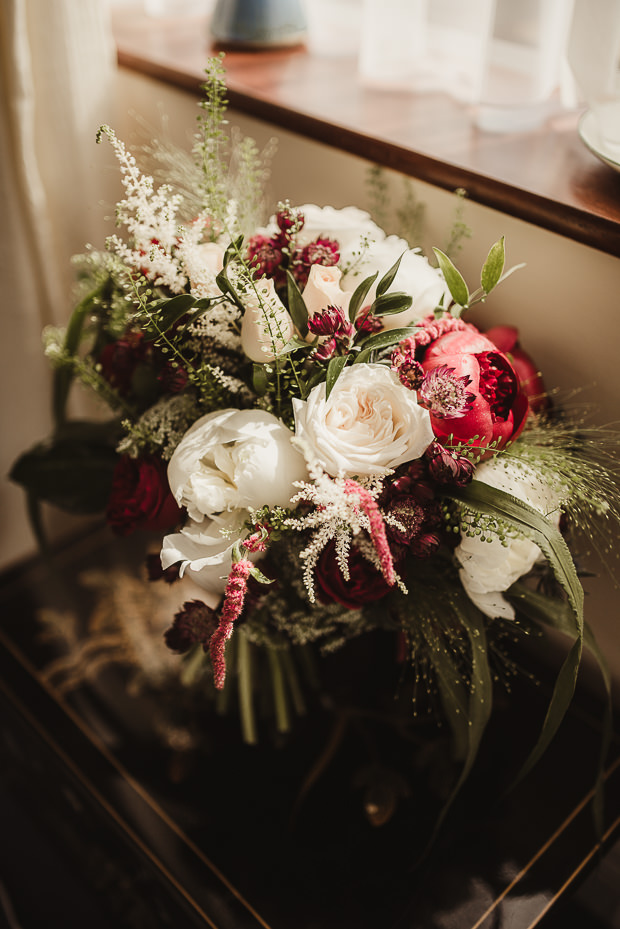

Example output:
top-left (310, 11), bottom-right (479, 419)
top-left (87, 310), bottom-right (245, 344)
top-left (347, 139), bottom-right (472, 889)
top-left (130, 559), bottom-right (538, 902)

top-left (292, 363), bottom-right (434, 477)
top-left (341, 236), bottom-right (450, 328)
top-left (161, 512), bottom-right (258, 595)
top-left (162, 409), bottom-right (307, 596)
top-left (167, 408), bottom-right (308, 522)
top-left (293, 204), bottom-right (385, 250)
top-left (240, 277), bottom-right (295, 362)
top-left (455, 457), bottom-right (563, 620)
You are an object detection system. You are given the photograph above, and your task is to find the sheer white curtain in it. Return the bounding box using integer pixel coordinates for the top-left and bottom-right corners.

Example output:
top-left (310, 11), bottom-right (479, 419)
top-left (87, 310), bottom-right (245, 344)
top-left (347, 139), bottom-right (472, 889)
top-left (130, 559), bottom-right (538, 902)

top-left (0, 0), bottom-right (118, 567)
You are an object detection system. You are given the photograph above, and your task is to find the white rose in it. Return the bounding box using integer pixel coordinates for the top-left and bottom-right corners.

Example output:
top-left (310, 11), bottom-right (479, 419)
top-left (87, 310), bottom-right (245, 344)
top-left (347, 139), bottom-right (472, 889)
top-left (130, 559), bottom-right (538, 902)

top-left (294, 204), bottom-right (386, 249)
top-left (301, 264), bottom-right (352, 322)
top-left (293, 363), bottom-right (434, 477)
top-left (455, 457), bottom-right (563, 620)
top-left (161, 512), bottom-right (258, 595)
top-left (168, 408), bottom-right (308, 522)
top-left (240, 277), bottom-right (295, 362)
top-left (341, 236), bottom-right (449, 328)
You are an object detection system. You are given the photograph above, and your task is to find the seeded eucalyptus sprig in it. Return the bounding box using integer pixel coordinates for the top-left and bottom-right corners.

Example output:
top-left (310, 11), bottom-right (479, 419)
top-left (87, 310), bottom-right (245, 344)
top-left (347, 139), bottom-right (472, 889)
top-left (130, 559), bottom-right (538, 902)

top-left (433, 237), bottom-right (525, 317)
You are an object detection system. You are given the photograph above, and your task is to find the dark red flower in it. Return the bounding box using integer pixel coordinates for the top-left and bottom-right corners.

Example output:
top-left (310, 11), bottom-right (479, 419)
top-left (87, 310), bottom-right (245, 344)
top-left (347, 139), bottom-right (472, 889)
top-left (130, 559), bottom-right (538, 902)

top-left (424, 440), bottom-right (475, 487)
top-left (275, 204), bottom-right (304, 239)
top-left (292, 237), bottom-right (340, 288)
top-left (157, 359), bottom-right (188, 393)
top-left (98, 331), bottom-right (148, 396)
top-left (420, 322), bottom-right (529, 457)
top-left (246, 234), bottom-right (284, 278)
top-left (485, 325), bottom-right (548, 412)
top-left (315, 541), bottom-right (395, 609)
top-left (106, 455), bottom-right (182, 536)
top-left (382, 461), bottom-right (443, 557)
top-left (164, 600), bottom-right (219, 654)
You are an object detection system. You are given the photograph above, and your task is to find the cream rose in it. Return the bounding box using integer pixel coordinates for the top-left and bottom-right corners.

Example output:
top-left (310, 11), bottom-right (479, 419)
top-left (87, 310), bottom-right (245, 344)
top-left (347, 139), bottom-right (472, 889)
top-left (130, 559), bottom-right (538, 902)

top-left (455, 457), bottom-right (563, 620)
top-left (341, 236), bottom-right (449, 328)
top-left (161, 512), bottom-right (258, 595)
top-left (301, 264), bottom-right (352, 322)
top-left (167, 408), bottom-right (308, 522)
top-left (240, 277), bottom-right (295, 362)
top-left (292, 363), bottom-right (434, 477)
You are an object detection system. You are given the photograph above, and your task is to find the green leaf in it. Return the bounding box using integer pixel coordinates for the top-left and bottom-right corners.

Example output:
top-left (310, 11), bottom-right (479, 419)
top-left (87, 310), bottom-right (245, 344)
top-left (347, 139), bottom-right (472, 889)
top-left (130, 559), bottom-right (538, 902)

top-left (448, 480), bottom-right (585, 787)
top-left (370, 292), bottom-right (413, 317)
top-left (450, 481), bottom-right (584, 620)
top-left (215, 268), bottom-right (244, 309)
top-left (10, 421), bottom-right (120, 514)
top-left (353, 326), bottom-right (418, 364)
top-left (480, 237), bottom-right (505, 295)
top-left (325, 354), bottom-right (350, 400)
top-left (424, 603), bottom-right (493, 844)
top-left (249, 564), bottom-right (275, 585)
top-left (286, 270), bottom-right (309, 336)
top-left (275, 337), bottom-right (313, 357)
top-left (143, 293), bottom-right (196, 341)
top-left (376, 252), bottom-right (405, 297)
top-left (433, 248), bottom-right (469, 307)
top-left (348, 272), bottom-right (378, 323)
top-left (509, 582), bottom-right (612, 832)
top-left (53, 281), bottom-right (109, 428)
top-left (222, 234), bottom-right (244, 267)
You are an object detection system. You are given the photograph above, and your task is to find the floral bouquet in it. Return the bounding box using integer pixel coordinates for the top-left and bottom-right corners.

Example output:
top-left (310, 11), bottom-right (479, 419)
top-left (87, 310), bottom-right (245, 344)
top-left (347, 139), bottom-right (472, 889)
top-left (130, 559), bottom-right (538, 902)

top-left (12, 59), bottom-right (619, 826)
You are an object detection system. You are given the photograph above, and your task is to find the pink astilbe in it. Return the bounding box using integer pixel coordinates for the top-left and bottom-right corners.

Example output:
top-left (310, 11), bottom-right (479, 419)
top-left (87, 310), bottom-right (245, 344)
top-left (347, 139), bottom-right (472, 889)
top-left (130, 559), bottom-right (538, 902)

top-left (343, 479), bottom-right (396, 587)
top-left (400, 314), bottom-right (471, 353)
top-left (210, 558), bottom-right (253, 690)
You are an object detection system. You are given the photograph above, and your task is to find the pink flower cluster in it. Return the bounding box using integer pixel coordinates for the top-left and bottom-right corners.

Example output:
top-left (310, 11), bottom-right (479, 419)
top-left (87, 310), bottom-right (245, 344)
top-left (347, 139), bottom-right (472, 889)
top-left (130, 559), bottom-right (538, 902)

top-left (246, 205), bottom-right (340, 290)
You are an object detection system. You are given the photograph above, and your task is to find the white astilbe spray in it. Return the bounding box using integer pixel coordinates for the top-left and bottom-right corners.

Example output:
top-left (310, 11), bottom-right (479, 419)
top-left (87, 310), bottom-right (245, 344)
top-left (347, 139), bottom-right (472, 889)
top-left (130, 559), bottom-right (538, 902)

top-left (97, 125), bottom-right (187, 293)
top-left (285, 460), bottom-right (404, 602)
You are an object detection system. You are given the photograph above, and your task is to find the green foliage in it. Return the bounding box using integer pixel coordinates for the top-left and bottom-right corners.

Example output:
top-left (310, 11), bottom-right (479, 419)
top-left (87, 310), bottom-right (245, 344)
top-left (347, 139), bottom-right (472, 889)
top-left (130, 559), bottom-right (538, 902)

top-left (10, 421), bottom-right (121, 515)
top-left (194, 54), bottom-right (230, 237)
top-left (432, 247), bottom-right (470, 310)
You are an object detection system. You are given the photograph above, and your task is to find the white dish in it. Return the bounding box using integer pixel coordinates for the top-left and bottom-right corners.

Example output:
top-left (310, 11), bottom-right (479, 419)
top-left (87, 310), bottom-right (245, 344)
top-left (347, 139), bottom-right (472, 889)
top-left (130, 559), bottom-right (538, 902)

top-left (578, 108), bottom-right (620, 172)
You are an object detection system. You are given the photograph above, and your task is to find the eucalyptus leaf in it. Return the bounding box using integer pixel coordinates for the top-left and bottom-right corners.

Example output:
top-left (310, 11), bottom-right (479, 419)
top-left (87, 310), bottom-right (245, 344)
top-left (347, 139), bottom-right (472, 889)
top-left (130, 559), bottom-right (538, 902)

top-left (275, 337), bottom-right (313, 357)
top-left (325, 354), bottom-right (350, 400)
top-left (223, 234), bottom-right (244, 267)
top-left (143, 293), bottom-right (196, 341)
top-left (370, 292), bottom-right (413, 317)
top-left (348, 272), bottom-right (378, 323)
top-left (286, 270), bottom-right (309, 336)
top-left (480, 237), bottom-right (505, 295)
top-left (353, 326), bottom-right (417, 364)
top-left (433, 248), bottom-right (469, 308)
top-left (215, 269), bottom-right (243, 309)
top-left (376, 252), bottom-right (405, 297)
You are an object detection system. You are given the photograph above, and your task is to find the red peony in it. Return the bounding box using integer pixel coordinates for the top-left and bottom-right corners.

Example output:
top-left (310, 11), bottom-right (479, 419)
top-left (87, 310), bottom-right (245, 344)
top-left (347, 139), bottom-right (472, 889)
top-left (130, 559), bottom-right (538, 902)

top-left (315, 541), bottom-right (395, 610)
top-left (485, 325), bottom-right (548, 412)
top-left (106, 455), bottom-right (182, 536)
top-left (98, 331), bottom-right (148, 396)
top-left (420, 322), bottom-right (529, 456)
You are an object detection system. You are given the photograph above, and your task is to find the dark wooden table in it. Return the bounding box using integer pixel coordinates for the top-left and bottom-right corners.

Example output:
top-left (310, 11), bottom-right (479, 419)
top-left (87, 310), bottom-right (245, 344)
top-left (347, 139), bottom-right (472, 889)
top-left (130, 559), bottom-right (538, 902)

top-left (0, 528), bottom-right (619, 928)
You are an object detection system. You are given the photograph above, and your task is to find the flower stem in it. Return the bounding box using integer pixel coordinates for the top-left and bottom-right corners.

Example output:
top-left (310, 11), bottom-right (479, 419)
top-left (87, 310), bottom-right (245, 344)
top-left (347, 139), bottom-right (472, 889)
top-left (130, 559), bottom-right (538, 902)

top-left (237, 634), bottom-right (257, 744)
top-left (267, 647), bottom-right (291, 734)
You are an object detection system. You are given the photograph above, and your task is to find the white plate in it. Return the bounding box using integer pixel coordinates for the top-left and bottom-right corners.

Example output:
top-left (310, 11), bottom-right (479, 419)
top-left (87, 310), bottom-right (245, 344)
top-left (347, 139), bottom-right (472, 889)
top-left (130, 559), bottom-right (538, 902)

top-left (578, 107), bottom-right (620, 172)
